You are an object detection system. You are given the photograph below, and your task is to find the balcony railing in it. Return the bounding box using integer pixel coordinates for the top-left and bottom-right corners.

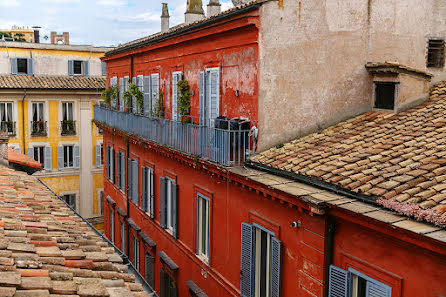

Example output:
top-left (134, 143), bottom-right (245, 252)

top-left (61, 120), bottom-right (76, 136)
top-left (0, 121), bottom-right (16, 136)
top-left (94, 105), bottom-right (253, 166)
top-left (31, 121), bottom-right (47, 137)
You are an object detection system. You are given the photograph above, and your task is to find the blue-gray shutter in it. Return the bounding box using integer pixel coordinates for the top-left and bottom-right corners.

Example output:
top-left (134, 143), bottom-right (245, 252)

top-left (141, 167), bottom-right (147, 211)
top-left (159, 177), bottom-right (167, 228)
top-left (95, 144), bottom-right (101, 167)
top-left (121, 222), bottom-right (126, 254)
top-left (271, 237), bottom-right (281, 297)
top-left (328, 265), bottom-right (349, 297)
top-left (143, 76), bottom-right (151, 115)
top-left (44, 146), bottom-right (52, 170)
top-left (366, 281), bottom-right (391, 297)
top-left (27, 147), bottom-right (34, 160)
top-left (57, 146), bottom-right (64, 169)
top-left (83, 61), bottom-right (89, 76)
top-left (209, 69), bottom-right (219, 125)
top-left (149, 169), bottom-right (154, 218)
top-left (132, 159), bottom-right (138, 205)
top-left (240, 223), bottom-right (253, 297)
top-left (106, 147), bottom-right (109, 179)
top-left (128, 158), bottom-right (132, 199)
top-left (172, 182), bottom-right (178, 239)
top-left (74, 145), bottom-right (80, 169)
top-left (27, 58), bottom-right (34, 75)
top-left (102, 61), bottom-right (107, 76)
top-left (132, 77), bottom-right (137, 113)
top-left (120, 152), bottom-right (125, 191)
top-left (68, 60), bottom-right (74, 76)
top-left (11, 58), bottom-right (18, 75)
top-left (199, 71), bottom-right (206, 125)
top-left (116, 152), bottom-right (121, 187)
top-left (119, 78), bottom-right (124, 111)
top-left (137, 75), bottom-right (143, 113)
top-left (151, 74), bottom-right (159, 115)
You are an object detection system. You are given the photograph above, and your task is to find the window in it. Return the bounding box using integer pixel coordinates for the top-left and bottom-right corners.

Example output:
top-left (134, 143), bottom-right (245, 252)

top-left (128, 158), bottom-right (139, 205)
top-left (132, 236), bottom-right (139, 269)
top-left (160, 177), bottom-right (178, 238)
top-left (199, 68), bottom-right (219, 126)
top-left (119, 77), bottom-right (129, 111)
top-left (0, 102), bottom-right (14, 136)
top-left (57, 144), bottom-right (80, 169)
top-left (96, 143), bottom-right (103, 167)
top-left (73, 61), bottom-right (82, 75)
top-left (109, 208), bottom-right (115, 243)
top-left (62, 102), bottom-right (74, 121)
top-left (329, 266), bottom-right (392, 297)
top-left (28, 146), bottom-right (51, 170)
top-left (145, 252), bottom-right (154, 287)
top-left (141, 166), bottom-right (154, 217)
top-left (62, 193), bottom-right (76, 209)
top-left (120, 221), bottom-right (126, 254)
top-left (171, 72), bottom-right (182, 121)
top-left (196, 194), bottom-right (210, 261)
top-left (116, 152), bottom-right (125, 191)
top-left (427, 39), bottom-right (445, 68)
top-left (240, 223), bottom-right (281, 297)
top-left (33, 146), bottom-right (45, 167)
top-left (101, 61), bottom-right (107, 76)
top-left (17, 58), bottom-right (28, 74)
top-left (61, 102), bottom-right (75, 135)
top-left (99, 190), bottom-right (104, 215)
top-left (11, 58), bottom-right (33, 75)
top-left (374, 82), bottom-right (396, 110)
top-left (64, 145), bottom-right (73, 168)
top-left (31, 102), bottom-right (46, 136)
top-left (141, 74), bottom-right (160, 116)
top-left (68, 60), bottom-right (89, 76)
top-left (160, 269), bottom-right (177, 297)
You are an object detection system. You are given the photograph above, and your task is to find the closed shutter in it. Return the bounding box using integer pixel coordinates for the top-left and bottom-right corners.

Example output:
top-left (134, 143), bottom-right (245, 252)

top-left (57, 146), bottom-right (64, 169)
top-left (128, 158), bottom-right (132, 199)
top-left (120, 153), bottom-right (125, 191)
top-left (159, 177), bottom-right (167, 228)
top-left (209, 69), bottom-right (219, 126)
top-left (83, 61), bottom-right (89, 76)
top-left (74, 145), bottom-right (80, 169)
top-left (172, 73), bottom-right (179, 121)
top-left (44, 146), bottom-right (52, 170)
top-left (28, 147), bottom-right (34, 160)
top-left (271, 237), bottom-right (281, 297)
top-left (106, 147), bottom-right (110, 179)
top-left (116, 152), bottom-right (121, 187)
top-left (145, 252), bottom-right (154, 287)
top-left (119, 78), bottom-right (124, 111)
top-left (151, 74), bottom-right (159, 114)
top-left (143, 76), bottom-right (152, 115)
top-left (132, 77), bottom-right (137, 113)
top-left (95, 144), bottom-right (101, 166)
top-left (328, 265), bottom-right (349, 297)
top-left (102, 61), bottom-right (107, 76)
top-left (172, 182), bottom-right (178, 239)
top-left (141, 167), bottom-right (147, 211)
top-left (240, 222), bottom-right (253, 297)
top-left (27, 58), bottom-right (34, 75)
top-left (132, 160), bottom-right (139, 205)
top-left (199, 71), bottom-right (206, 125)
top-left (68, 60), bottom-right (74, 76)
top-left (366, 282), bottom-right (391, 297)
top-left (137, 75), bottom-right (143, 113)
top-left (149, 168), bottom-right (154, 218)
top-left (111, 148), bottom-right (115, 184)
top-left (11, 58), bottom-right (18, 75)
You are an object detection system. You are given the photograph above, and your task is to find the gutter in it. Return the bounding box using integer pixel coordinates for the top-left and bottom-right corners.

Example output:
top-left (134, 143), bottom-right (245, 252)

top-left (21, 89), bottom-right (26, 152)
top-left (106, 3), bottom-right (262, 57)
top-left (38, 179), bottom-right (157, 296)
top-left (245, 161), bottom-right (379, 206)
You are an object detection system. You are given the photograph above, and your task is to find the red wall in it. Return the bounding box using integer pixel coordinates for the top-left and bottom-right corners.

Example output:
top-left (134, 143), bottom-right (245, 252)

top-left (103, 11), bottom-right (260, 124)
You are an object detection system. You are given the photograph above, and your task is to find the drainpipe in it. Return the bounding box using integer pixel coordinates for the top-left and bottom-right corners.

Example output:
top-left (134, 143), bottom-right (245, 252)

top-left (126, 139), bottom-right (130, 257)
top-left (324, 218), bottom-right (336, 297)
top-left (130, 55), bottom-right (134, 78)
top-left (22, 89), bottom-right (27, 152)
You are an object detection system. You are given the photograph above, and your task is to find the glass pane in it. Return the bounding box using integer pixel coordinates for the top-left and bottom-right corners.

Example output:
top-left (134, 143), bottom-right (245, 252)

top-left (38, 103), bottom-right (43, 121)
top-left (73, 61), bottom-right (82, 74)
top-left (62, 103), bottom-right (67, 120)
top-left (6, 103), bottom-right (12, 121)
top-left (32, 103), bottom-right (37, 122)
top-left (68, 102), bottom-right (73, 120)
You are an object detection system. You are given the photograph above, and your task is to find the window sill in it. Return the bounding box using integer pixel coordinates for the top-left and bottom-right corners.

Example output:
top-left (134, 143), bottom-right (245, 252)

top-left (197, 254), bottom-right (209, 265)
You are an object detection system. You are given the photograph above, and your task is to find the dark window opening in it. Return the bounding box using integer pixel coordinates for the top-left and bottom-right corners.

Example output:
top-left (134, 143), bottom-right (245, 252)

top-left (160, 269), bottom-right (176, 297)
top-left (33, 146), bottom-right (45, 167)
top-left (374, 82), bottom-right (396, 110)
top-left (427, 39), bottom-right (445, 68)
top-left (64, 145), bottom-right (74, 168)
top-left (62, 194), bottom-right (76, 209)
top-left (17, 58), bottom-right (28, 74)
top-left (73, 60), bottom-right (82, 75)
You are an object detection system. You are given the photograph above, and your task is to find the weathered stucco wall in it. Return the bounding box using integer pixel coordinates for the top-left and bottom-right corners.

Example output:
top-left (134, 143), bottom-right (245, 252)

top-left (258, 0), bottom-right (446, 150)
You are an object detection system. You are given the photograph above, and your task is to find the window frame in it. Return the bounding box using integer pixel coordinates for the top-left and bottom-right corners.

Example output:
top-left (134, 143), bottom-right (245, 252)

top-left (141, 166), bottom-right (154, 217)
top-left (73, 60), bottom-right (83, 75)
top-left (196, 193), bottom-right (210, 262)
top-left (132, 235), bottom-right (139, 270)
top-left (61, 193), bottom-right (76, 210)
top-left (166, 177), bottom-right (175, 233)
top-left (33, 146), bottom-right (45, 167)
top-left (427, 39), bottom-right (445, 68)
top-left (63, 145), bottom-right (74, 168)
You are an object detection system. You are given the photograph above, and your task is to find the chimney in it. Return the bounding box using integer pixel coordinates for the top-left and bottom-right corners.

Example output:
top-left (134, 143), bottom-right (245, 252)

top-left (32, 26), bottom-right (41, 43)
top-left (51, 31), bottom-right (69, 45)
top-left (0, 133), bottom-right (8, 167)
top-left (207, 0), bottom-right (221, 17)
top-left (185, 0), bottom-right (205, 24)
top-left (161, 3), bottom-right (170, 33)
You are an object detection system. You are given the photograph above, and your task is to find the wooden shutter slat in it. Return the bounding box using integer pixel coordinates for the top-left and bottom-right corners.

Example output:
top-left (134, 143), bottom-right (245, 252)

top-left (172, 182), bottom-right (178, 239)
top-left (240, 222), bottom-right (253, 297)
top-left (44, 146), bottom-right (52, 170)
top-left (57, 146), bottom-right (64, 169)
top-left (270, 237), bottom-right (281, 297)
top-left (328, 265), bottom-right (349, 297)
top-left (159, 177), bottom-right (167, 228)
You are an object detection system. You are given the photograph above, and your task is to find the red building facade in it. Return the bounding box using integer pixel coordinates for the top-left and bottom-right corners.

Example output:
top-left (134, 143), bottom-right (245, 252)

top-left (96, 3), bottom-right (446, 297)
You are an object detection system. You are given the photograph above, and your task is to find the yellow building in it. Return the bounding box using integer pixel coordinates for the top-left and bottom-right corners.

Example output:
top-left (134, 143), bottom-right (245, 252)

top-left (1, 26), bottom-right (35, 42)
top-left (0, 41), bottom-right (114, 229)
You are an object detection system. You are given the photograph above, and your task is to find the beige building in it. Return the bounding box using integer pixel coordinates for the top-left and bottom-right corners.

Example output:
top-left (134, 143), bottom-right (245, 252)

top-left (0, 39), bottom-right (114, 228)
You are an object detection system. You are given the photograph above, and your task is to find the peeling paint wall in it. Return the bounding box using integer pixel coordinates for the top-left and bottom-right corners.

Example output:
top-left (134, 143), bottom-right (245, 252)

top-left (258, 0), bottom-right (446, 150)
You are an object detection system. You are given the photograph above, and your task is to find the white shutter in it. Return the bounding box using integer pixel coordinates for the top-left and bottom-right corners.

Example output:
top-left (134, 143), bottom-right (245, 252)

top-left (143, 76), bottom-right (152, 115)
top-left (151, 74), bottom-right (159, 115)
top-left (199, 71), bottom-right (206, 125)
top-left (95, 144), bottom-right (101, 166)
top-left (137, 75), bottom-right (143, 113)
top-left (73, 145), bottom-right (80, 168)
top-left (119, 78), bottom-right (124, 111)
top-left (27, 147), bottom-right (34, 160)
top-left (209, 69), bottom-right (219, 126)
top-left (44, 146), bottom-right (52, 170)
top-left (57, 146), bottom-right (64, 169)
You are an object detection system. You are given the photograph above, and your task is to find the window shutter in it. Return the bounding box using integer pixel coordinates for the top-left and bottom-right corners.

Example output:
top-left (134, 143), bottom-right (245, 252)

top-left (149, 168), bottom-right (154, 219)
top-left (143, 76), bottom-right (152, 115)
top-left (145, 252), bottom-right (154, 287)
top-left (74, 145), bottom-right (80, 169)
top-left (27, 58), bottom-right (34, 75)
top-left (119, 78), bottom-right (124, 111)
top-left (240, 222), bottom-right (253, 297)
top-left (102, 61), bottom-right (107, 76)
top-left (116, 152), bottom-right (121, 187)
top-left (141, 167), bottom-right (147, 211)
top-left (120, 153), bottom-right (125, 191)
top-left (111, 148), bottom-right (115, 184)
top-left (172, 182), bottom-right (178, 239)
top-left (106, 147), bottom-right (110, 179)
top-left (83, 61), bottom-right (89, 76)
top-left (128, 158), bottom-right (132, 199)
top-left (27, 147), bottom-right (34, 160)
top-left (11, 58), bottom-right (18, 75)
top-left (172, 73), bottom-right (178, 121)
top-left (366, 282), bottom-right (391, 297)
top-left (57, 146), bottom-right (64, 169)
top-left (271, 237), bottom-right (281, 297)
top-left (160, 269), bottom-right (165, 297)
top-left (68, 60), bottom-right (74, 76)
top-left (44, 146), bottom-right (52, 170)
top-left (151, 74), bottom-right (159, 114)
top-left (132, 160), bottom-right (139, 205)
top-left (95, 144), bottom-right (101, 167)
top-left (196, 197), bottom-right (199, 255)
top-left (199, 71), bottom-right (206, 125)
top-left (209, 69), bottom-right (219, 125)
top-left (132, 77), bottom-right (137, 113)
top-left (328, 265), bottom-right (349, 297)
top-left (159, 177), bottom-right (167, 229)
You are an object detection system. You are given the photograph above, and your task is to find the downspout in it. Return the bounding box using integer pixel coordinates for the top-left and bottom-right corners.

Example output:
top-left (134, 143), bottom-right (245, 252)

top-left (324, 218), bottom-right (336, 297)
top-left (21, 89), bottom-right (27, 152)
top-left (126, 139), bottom-right (130, 257)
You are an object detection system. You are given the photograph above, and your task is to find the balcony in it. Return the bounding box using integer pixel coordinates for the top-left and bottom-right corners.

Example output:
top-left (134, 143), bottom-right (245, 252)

top-left (0, 121), bottom-right (16, 136)
top-left (61, 120), bottom-right (76, 136)
top-left (31, 121), bottom-right (47, 137)
top-left (94, 105), bottom-right (253, 166)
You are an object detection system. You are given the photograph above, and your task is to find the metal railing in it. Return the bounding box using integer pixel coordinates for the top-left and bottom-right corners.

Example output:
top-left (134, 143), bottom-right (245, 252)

top-left (61, 120), bottom-right (76, 135)
top-left (94, 105), bottom-right (253, 166)
top-left (30, 120), bottom-right (47, 137)
top-left (0, 121), bottom-right (16, 136)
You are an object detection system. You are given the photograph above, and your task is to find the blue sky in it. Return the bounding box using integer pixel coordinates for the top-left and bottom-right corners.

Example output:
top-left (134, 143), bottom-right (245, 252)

top-left (0, 0), bottom-right (234, 47)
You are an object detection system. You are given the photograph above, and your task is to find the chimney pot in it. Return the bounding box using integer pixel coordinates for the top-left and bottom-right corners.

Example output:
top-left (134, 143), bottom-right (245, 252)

top-left (185, 0), bottom-right (205, 24)
top-left (161, 3), bottom-right (170, 33)
top-left (207, 0), bottom-right (221, 17)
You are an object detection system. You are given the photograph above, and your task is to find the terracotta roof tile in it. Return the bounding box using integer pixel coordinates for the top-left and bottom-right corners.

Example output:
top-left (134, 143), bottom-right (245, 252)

top-left (8, 148), bottom-right (42, 170)
top-left (0, 75), bottom-right (105, 90)
top-left (0, 166), bottom-right (151, 296)
top-left (250, 81), bottom-right (446, 225)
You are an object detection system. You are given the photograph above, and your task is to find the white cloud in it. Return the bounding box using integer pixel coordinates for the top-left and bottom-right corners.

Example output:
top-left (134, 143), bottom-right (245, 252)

top-left (41, 0), bottom-right (79, 3)
top-left (98, 0), bottom-right (127, 6)
top-left (0, 0), bottom-right (20, 7)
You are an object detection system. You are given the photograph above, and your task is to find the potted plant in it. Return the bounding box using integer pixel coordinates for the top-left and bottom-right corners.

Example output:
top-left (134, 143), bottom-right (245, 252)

top-left (153, 91), bottom-right (165, 118)
top-left (101, 84), bottom-right (119, 108)
top-left (177, 79), bottom-right (191, 123)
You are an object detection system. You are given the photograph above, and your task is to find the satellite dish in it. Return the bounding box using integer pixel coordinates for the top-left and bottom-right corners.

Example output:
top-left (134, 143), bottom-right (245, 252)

top-left (44, 35), bottom-right (49, 40)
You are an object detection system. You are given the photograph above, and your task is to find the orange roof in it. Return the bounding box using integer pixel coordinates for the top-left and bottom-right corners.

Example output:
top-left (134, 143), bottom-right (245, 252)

top-left (8, 147), bottom-right (42, 170)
